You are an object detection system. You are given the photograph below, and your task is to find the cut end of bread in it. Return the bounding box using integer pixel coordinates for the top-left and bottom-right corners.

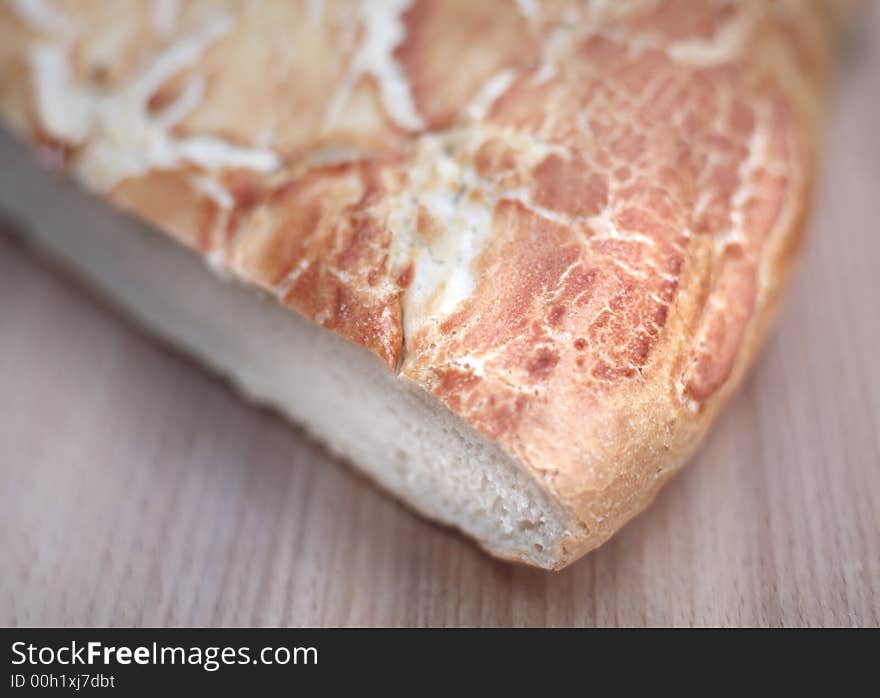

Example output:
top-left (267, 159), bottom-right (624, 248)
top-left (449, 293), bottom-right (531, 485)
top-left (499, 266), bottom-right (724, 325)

top-left (0, 132), bottom-right (574, 568)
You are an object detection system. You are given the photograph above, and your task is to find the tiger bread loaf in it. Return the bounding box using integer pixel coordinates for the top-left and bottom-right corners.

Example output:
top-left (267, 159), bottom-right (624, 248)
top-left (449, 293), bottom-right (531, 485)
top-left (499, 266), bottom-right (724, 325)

top-left (0, 0), bottom-right (840, 568)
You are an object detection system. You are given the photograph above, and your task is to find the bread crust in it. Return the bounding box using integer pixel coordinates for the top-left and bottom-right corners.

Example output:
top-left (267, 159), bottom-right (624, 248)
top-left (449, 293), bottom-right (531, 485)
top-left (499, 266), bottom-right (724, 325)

top-left (0, 0), bottom-right (838, 568)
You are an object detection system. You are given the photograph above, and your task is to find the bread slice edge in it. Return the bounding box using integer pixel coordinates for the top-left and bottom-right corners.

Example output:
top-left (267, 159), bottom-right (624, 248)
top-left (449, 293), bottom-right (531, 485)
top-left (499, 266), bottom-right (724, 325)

top-left (0, 131), bottom-right (583, 569)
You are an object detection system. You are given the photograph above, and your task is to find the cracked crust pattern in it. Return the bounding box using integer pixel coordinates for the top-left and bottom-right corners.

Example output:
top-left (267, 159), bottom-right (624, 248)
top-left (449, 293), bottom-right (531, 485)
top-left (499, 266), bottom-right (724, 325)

top-left (0, 0), bottom-right (840, 565)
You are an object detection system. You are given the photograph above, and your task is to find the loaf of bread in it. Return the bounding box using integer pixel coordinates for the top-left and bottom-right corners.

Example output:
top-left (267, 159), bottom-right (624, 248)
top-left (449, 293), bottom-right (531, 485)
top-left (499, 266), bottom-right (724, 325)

top-left (0, 0), bottom-right (842, 568)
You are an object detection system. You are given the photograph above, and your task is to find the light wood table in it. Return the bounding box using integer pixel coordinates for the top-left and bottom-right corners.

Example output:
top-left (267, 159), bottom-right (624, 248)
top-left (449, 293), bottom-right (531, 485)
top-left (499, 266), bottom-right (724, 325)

top-left (1, 10), bottom-right (878, 627)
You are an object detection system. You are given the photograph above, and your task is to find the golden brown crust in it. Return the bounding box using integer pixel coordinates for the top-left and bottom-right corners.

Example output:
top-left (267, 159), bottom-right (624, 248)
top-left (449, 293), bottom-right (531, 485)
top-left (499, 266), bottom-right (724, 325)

top-left (0, 0), bottom-right (839, 567)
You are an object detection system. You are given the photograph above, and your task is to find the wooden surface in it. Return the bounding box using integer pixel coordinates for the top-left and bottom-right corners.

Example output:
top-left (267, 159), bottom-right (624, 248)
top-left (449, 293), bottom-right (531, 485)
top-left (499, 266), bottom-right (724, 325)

top-left (2, 14), bottom-right (879, 628)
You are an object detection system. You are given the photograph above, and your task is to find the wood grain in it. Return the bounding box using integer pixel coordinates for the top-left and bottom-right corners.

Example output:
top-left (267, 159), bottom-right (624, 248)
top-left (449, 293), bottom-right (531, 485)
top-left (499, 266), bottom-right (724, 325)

top-left (1, 9), bottom-right (879, 627)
